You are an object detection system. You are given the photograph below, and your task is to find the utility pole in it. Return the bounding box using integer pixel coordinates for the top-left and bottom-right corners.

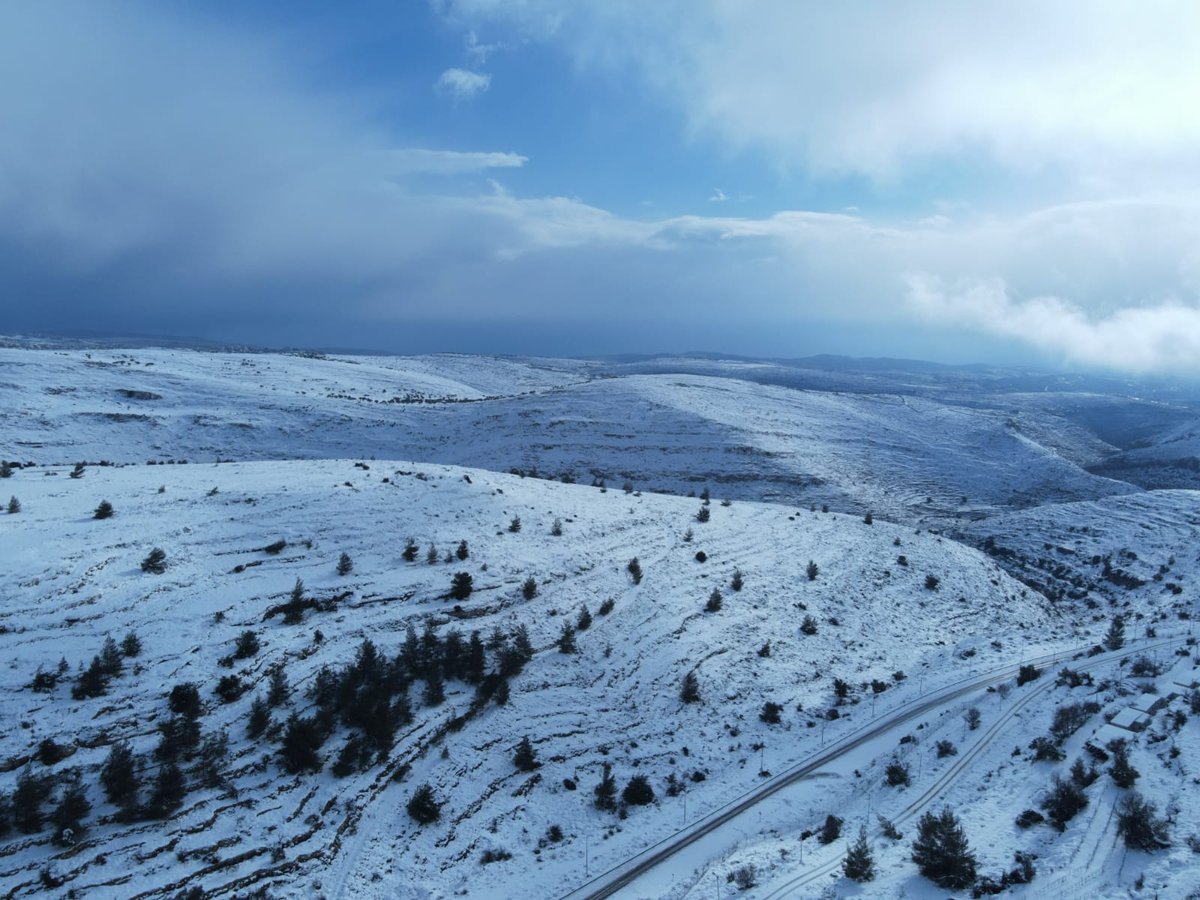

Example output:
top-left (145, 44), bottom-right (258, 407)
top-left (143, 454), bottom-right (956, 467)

top-left (585, 835), bottom-right (589, 877)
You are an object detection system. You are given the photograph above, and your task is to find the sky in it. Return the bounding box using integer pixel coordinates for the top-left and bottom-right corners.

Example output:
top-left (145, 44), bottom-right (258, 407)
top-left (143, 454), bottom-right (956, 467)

top-left (2, 1), bottom-right (1200, 373)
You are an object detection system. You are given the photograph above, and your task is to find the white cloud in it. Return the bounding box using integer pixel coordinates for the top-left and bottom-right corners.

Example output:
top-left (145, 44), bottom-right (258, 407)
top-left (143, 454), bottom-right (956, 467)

top-left (905, 275), bottom-right (1200, 375)
top-left (434, 67), bottom-right (491, 100)
top-left (464, 30), bottom-right (508, 63)
top-left (438, 1), bottom-right (1200, 187)
top-left (4, 2), bottom-right (1200, 370)
top-left (391, 148), bottom-right (526, 176)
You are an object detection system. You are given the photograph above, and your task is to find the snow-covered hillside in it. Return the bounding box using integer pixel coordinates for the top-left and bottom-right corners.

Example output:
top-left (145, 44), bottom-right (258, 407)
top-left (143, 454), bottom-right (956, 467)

top-left (2, 346), bottom-right (1200, 899)
top-left (1, 457), bottom-right (1060, 899)
top-left (0, 348), bottom-right (1146, 520)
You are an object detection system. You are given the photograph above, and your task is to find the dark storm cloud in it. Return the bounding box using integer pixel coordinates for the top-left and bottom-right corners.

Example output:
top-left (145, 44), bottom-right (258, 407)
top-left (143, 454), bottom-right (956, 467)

top-left (3, 2), bottom-right (1200, 371)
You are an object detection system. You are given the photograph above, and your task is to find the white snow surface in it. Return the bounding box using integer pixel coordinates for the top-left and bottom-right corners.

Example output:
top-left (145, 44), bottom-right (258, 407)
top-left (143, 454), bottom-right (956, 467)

top-left (1, 346), bottom-right (1198, 899)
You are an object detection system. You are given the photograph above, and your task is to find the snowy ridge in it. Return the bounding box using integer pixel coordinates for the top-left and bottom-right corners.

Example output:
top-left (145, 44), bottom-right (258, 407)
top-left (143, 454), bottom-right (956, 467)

top-left (1, 346), bottom-right (1199, 899)
top-left (2, 459), bottom-right (1053, 898)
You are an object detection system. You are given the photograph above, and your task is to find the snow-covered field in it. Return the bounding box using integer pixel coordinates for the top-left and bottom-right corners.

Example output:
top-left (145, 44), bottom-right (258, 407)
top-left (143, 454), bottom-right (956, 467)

top-left (1, 345), bottom-right (1199, 899)
top-left (0, 347), bottom-right (1162, 518)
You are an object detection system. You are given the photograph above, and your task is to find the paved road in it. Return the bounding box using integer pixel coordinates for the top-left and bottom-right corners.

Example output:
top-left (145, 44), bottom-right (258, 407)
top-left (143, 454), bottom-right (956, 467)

top-left (760, 635), bottom-right (1185, 897)
top-left (559, 633), bottom-right (1189, 900)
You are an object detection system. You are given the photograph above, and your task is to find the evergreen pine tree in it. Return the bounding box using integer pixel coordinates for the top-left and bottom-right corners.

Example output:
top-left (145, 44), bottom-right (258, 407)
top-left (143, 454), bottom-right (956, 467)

top-left (442, 629), bottom-right (465, 680)
top-left (155, 714), bottom-right (201, 761)
top-left (423, 672), bottom-right (445, 707)
top-left (402, 538), bottom-right (419, 562)
top-left (558, 621), bottom-right (577, 654)
top-left (247, 696), bottom-right (271, 739)
top-left (12, 769), bottom-right (47, 833)
top-left (577, 605), bottom-right (593, 630)
top-left (593, 763), bottom-right (617, 811)
top-left (522, 576), bottom-right (538, 600)
top-left (100, 743), bottom-right (139, 812)
top-left (760, 701), bottom-right (783, 724)
top-left (731, 569), bottom-right (744, 591)
top-left (420, 623), bottom-right (442, 675)
top-left (627, 557), bottom-right (643, 584)
top-left (513, 624), bottom-right (535, 664)
top-left (513, 736), bottom-right (539, 772)
top-left (52, 778), bottom-right (92, 842)
top-left (705, 589), bottom-right (723, 612)
top-left (426, 544), bottom-right (439, 564)
top-left (121, 631), bottom-right (142, 657)
top-left (337, 552), bottom-right (353, 576)
top-left (450, 572), bottom-right (473, 600)
top-left (401, 625), bottom-right (421, 674)
top-left (911, 807), bottom-right (977, 889)
top-left (7, 496), bottom-right (20, 514)
top-left (94, 500), bottom-right (114, 519)
top-left (843, 824), bottom-right (875, 882)
top-left (407, 784), bottom-right (441, 824)
top-left (681, 670), bottom-right (701, 704)
top-left (140, 547), bottom-right (167, 574)
top-left (267, 668), bottom-right (290, 706)
top-left (494, 676), bottom-right (510, 706)
top-left (1104, 615), bottom-right (1126, 651)
top-left (1110, 740), bottom-right (1140, 788)
top-left (197, 733), bottom-right (229, 789)
top-left (819, 814), bottom-right (844, 844)
top-left (283, 577), bottom-right (306, 624)
top-left (332, 736), bottom-right (365, 778)
top-left (279, 715), bottom-right (324, 774)
top-left (147, 762), bottom-right (185, 819)
top-left (806, 560), bottom-right (819, 581)
top-left (168, 682), bottom-right (203, 718)
top-left (622, 774), bottom-right (655, 806)
top-left (71, 656), bottom-right (109, 700)
top-left (465, 631), bottom-right (486, 684)
top-left (99, 636), bottom-right (124, 677)
top-left (456, 540), bottom-right (469, 560)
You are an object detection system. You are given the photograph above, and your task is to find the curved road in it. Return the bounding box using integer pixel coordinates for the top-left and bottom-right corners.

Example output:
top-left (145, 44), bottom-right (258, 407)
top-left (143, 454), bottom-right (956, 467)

top-left (760, 634), bottom-right (1184, 897)
top-left (559, 633), bottom-right (1189, 900)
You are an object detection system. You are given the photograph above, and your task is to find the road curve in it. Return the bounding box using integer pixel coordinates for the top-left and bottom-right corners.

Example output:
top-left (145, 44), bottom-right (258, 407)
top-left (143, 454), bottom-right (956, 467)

top-left (558, 633), bottom-right (1189, 900)
top-left (759, 635), bottom-right (1186, 897)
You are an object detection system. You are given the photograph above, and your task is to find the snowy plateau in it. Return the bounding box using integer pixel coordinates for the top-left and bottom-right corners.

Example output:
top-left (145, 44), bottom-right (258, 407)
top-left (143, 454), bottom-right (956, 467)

top-left (1, 344), bottom-right (1200, 900)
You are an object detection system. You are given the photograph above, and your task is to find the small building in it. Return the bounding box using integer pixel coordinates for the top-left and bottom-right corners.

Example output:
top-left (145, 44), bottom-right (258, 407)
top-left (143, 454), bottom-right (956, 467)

top-left (1130, 694), bottom-right (1172, 716)
top-left (1109, 707), bottom-right (1151, 732)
